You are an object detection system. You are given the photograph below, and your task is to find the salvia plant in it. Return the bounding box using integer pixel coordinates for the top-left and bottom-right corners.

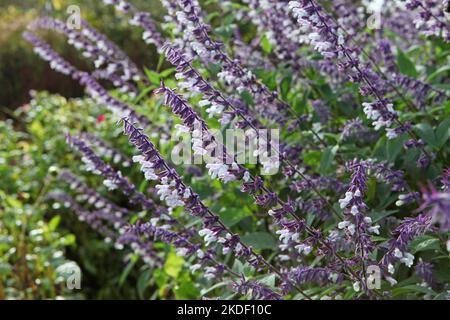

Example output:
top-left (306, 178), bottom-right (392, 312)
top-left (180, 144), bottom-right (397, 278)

top-left (4, 0), bottom-right (449, 299)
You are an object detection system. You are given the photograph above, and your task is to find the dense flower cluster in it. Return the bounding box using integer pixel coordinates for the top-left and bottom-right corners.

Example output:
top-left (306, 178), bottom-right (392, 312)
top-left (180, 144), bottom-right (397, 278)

top-left (22, 0), bottom-right (449, 300)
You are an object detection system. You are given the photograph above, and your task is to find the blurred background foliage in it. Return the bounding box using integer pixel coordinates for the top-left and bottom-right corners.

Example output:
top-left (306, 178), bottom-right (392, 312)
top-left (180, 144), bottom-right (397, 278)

top-left (0, 0), bottom-right (171, 299)
top-left (0, 0), bottom-right (163, 113)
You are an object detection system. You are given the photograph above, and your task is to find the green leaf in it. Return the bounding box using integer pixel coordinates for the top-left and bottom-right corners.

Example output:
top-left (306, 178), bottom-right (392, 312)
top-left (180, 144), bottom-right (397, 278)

top-left (174, 274), bottom-right (200, 299)
top-left (397, 49), bottom-right (418, 78)
top-left (61, 234), bottom-right (76, 246)
top-left (435, 117), bottom-right (450, 148)
top-left (144, 67), bottom-right (160, 85)
top-left (409, 235), bottom-right (441, 254)
top-left (258, 274), bottom-right (276, 288)
top-left (319, 146), bottom-right (338, 174)
top-left (160, 68), bottom-right (176, 78)
top-left (48, 215), bottom-right (61, 232)
top-left (392, 285), bottom-right (435, 297)
top-left (240, 90), bottom-right (254, 106)
top-left (427, 65), bottom-right (450, 82)
top-left (232, 259), bottom-right (244, 275)
top-left (386, 137), bottom-right (404, 162)
top-left (137, 269), bottom-right (152, 299)
top-left (369, 210), bottom-right (397, 223)
top-left (119, 255), bottom-right (138, 287)
top-left (133, 86), bottom-right (154, 104)
top-left (414, 123), bottom-right (437, 148)
top-left (0, 262), bottom-right (12, 276)
top-left (216, 206), bottom-right (251, 227)
top-left (164, 250), bottom-right (184, 278)
top-left (280, 76), bottom-right (292, 100)
top-left (260, 35), bottom-right (273, 54)
top-left (241, 232), bottom-right (277, 250)
top-left (200, 280), bottom-right (231, 295)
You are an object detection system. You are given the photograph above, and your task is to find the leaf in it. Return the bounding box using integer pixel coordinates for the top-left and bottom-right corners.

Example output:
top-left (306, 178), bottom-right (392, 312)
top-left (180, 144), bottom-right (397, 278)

top-left (435, 117), bottom-right (450, 148)
top-left (386, 136), bottom-right (404, 162)
top-left (258, 274), bottom-right (276, 288)
top-left (414, 123), bottom-right (437, 148)
top-left (232, 259), bottom-right (244, 275)
top-left (397, 49), bottom-right (418, 78)
top-left (240, 90), bottom-right (254, 106)
top-left (319, 146), bottom-right (338, 174)
top-left (137, 269), bottom-right (152, 299)
top-left (216, 206), bottom-right (251, 227)
top-left (260, 35), bottom-right (273, 54)
top-left (0, 262), bottom-right (12, 276)
top-left (6, 196), bottom-right (22, 209)
top-left (304, 150), bottom-right (321, 167)
top-left (164, 250), bottom-right (184, 278)
top-left (144, 67), bottom-right (160, 85)
top-left (61, 234), bottom-right (76, 246)
top-left (48, 215), bottom-right (61, 232)
top-left (392, 285), bottom-right (435, 297)
top-left (160, 68), bottom-right (176, 78)
top-left (280, 76), bottom-right (292, 100)
top-left (200, 280), bottom-right (231, 295)
top-left (133, 87), bottom-right (154, 104)
top-left (427, 65), bottom-right (450, 82)
top-left (366, 178), bottom-right (377, 202)
top-left (174, 274), bottom-right (200, 299)
top-left (119, 255), bottom-right (138, 287)
top-left (52, 0), bottom-right (62, 10)
top-left (409, 235), bottom-right (441, 254)
top-left (369, 210), bottom-right (397, 223)
top-left (241, 232), bottom-right (277, 250)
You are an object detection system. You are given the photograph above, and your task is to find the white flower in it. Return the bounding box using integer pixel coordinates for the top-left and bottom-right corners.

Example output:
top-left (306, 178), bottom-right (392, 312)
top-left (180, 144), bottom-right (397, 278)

top-left (198, 100), bottom-right (211, 107)
top-left (190, 264), bottom-right (201, 273)
top-left (206, 103), bottom-right (224, 118)
top-left (386, 128), bottom-right (398, 139)
top-left (396, 194), bottom-right (409, 207)
top-left (199, 228), bottom-right (217, 246)
top-left (295, 244), bottom-right (312, 255)
top-left (176, 247), bottom-right (189, 257)
top-left (328, 273), bottom-right (339, 283)
top-left (338, 220), bottom-right (350, 229)
top-left (400, 252), bottom-right (414, 268)
top-left (132, 155), bottom-right (145, 163)
top-left (175, 124), bottom-right (190, 136)
top-left (393, 248), bottom-right (403, 258)
top-left (196, 249), bottom-right (205, 259)
top-left (183, 188), bottom-right (191, 199)
top-left (156, 182), bottom-right (183, 207)
top-left (103, 179), bottom-right (118, 190)
top-left (279, 255), bottom-right (290, 261)
top-left (204, 267), bottom-right (216, 280)
top-left (368, 225), bottom-right (380, 235)
top-left (388, 263), bottom-right (395, 275)
top-left (353, 281), bottom-right (360, 292)
top-left (347, 223), bottom-right (356, 235)
top-left (206, 163), bottom-right (230, 180)
top-left (261, 158), bottom-right (280, 175)
top-left (276, 229), bottom-right (292, 244)
top-left (276, 229), bottom-right (298, 244)
top-left (386, 276), bottom-right (397, 286)
top-left (339, 191), bottom-right (353, 209)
